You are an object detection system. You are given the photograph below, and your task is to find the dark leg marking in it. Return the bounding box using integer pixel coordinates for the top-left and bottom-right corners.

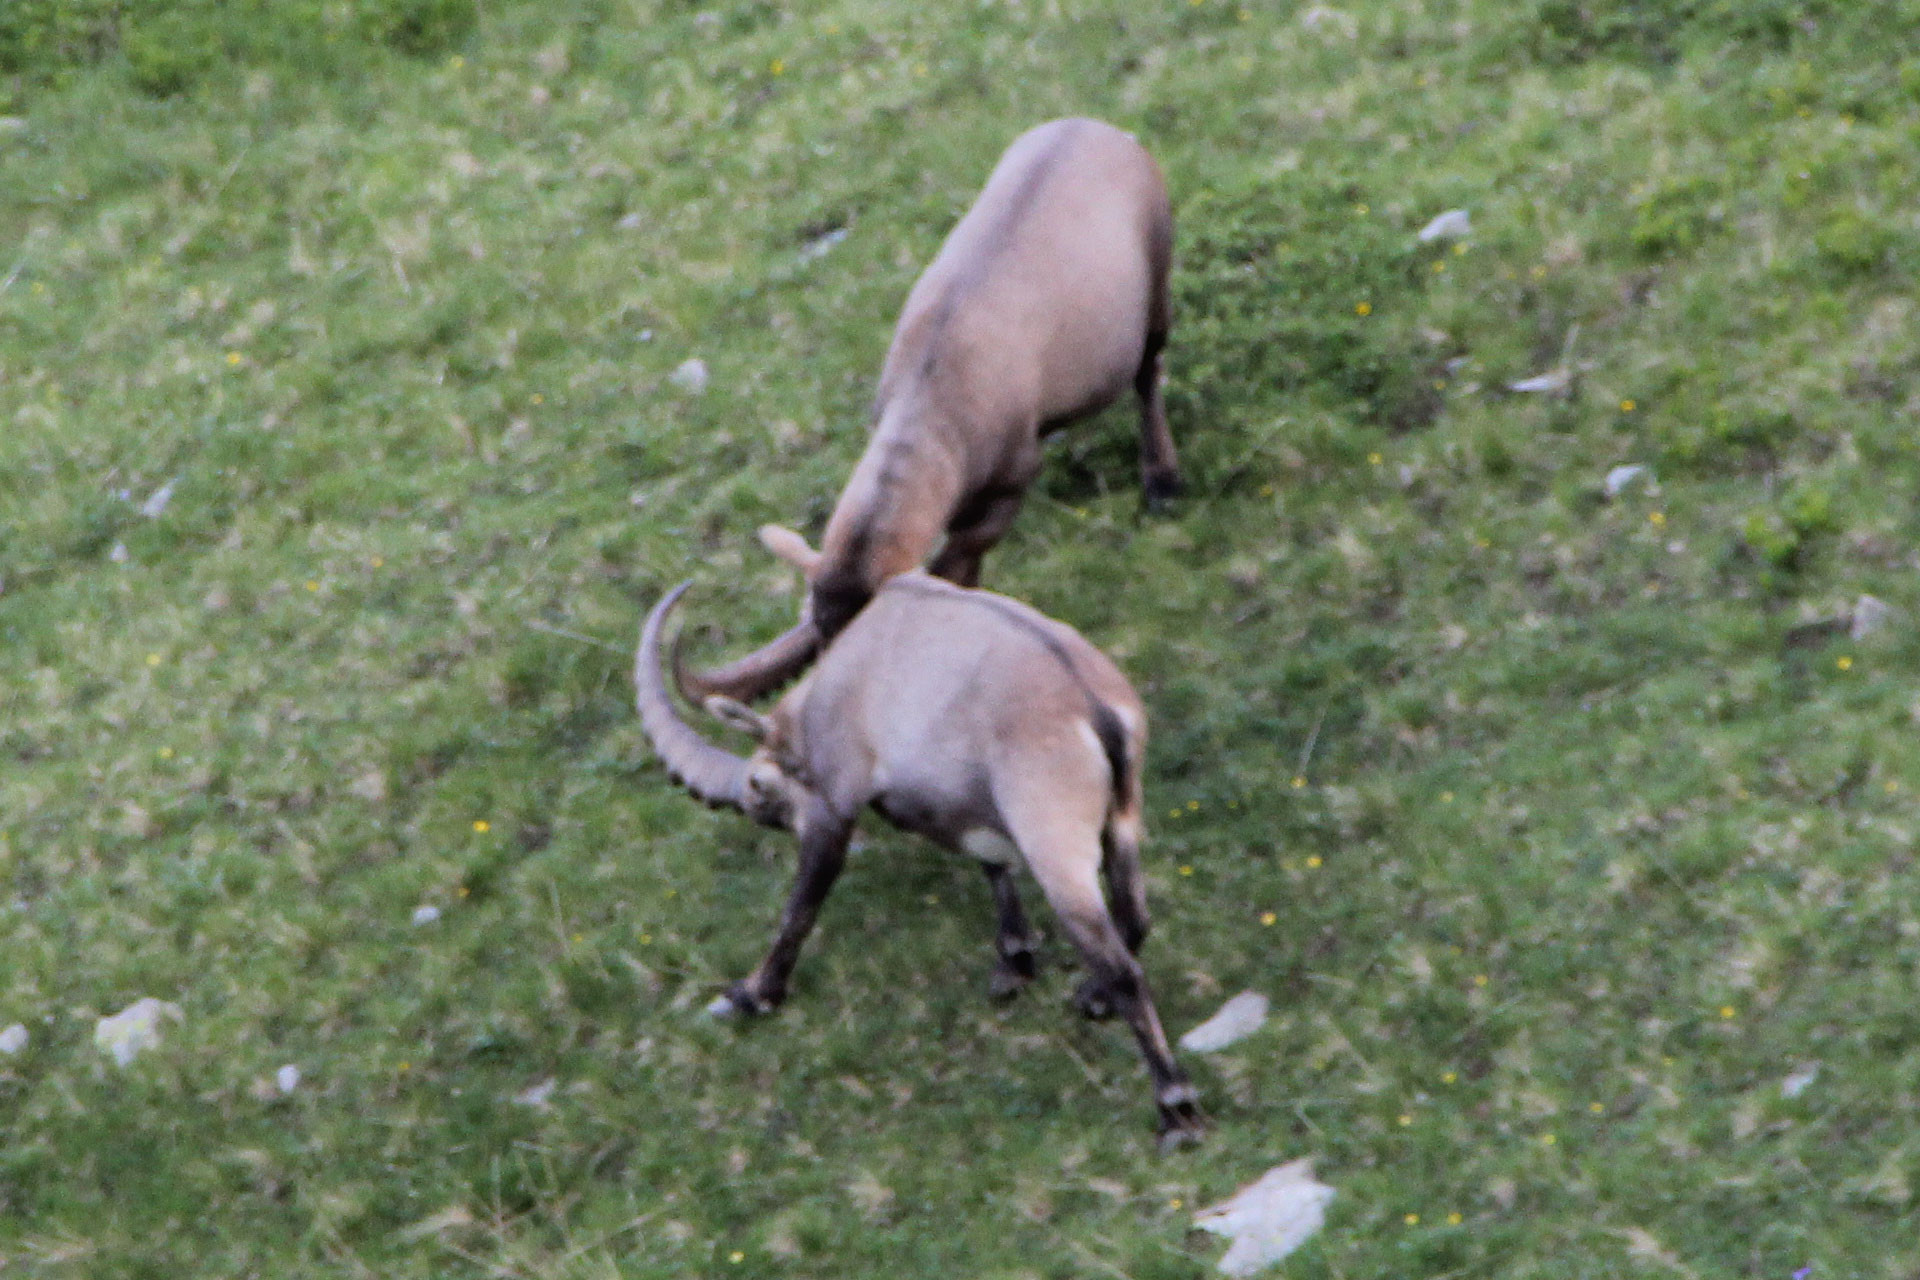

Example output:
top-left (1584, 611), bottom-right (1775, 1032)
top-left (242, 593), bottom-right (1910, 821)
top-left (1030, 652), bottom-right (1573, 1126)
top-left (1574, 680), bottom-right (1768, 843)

top-left (929, 489), bottom-right (1027, 589)
top-left (1136, 329), bottom-right (1182, 510)
top-left (983, 862), bottom-right (1042, 999)
top-left (728, 800), bottom-right (854, 1012)
top-left (1057, 909), bottom-right (1204, 1144)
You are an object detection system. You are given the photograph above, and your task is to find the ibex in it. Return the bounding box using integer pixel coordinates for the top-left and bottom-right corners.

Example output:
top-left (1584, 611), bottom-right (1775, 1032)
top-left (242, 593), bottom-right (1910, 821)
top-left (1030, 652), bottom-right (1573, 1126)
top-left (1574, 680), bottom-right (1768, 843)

top-left (635, 542), bottom-right (1204, 1145)
top-left (692, 116), bottom-right (1179, 702)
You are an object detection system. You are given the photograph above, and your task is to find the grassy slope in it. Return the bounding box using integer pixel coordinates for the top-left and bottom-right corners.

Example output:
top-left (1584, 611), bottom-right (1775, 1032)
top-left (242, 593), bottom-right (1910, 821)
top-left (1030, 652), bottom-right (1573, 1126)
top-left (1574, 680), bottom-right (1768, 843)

top-left (3, 1), bottom-right (1919, 1275)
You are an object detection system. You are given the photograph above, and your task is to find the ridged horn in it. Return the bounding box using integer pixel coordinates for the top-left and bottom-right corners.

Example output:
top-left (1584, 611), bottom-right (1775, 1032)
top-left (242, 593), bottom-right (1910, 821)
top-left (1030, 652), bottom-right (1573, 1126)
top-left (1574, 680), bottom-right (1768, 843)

top-left (681, 618), bottom-right (822, 704)
top-left (635, 582), bottom-right (752, 813)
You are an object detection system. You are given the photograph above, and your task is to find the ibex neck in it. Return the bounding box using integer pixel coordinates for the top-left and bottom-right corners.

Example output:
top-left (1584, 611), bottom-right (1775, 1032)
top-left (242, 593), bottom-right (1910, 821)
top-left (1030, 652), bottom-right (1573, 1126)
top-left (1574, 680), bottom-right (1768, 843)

top-left (820, 399), bottom-right (965, 586)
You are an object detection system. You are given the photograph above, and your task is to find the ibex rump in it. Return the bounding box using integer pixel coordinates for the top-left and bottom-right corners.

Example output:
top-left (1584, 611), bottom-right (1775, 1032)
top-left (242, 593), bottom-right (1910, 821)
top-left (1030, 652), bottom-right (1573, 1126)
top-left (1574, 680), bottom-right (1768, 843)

top-left (636, 549), bottom-right (1203, 1144)
top-left (693, 117), bottom-right (1179, 702)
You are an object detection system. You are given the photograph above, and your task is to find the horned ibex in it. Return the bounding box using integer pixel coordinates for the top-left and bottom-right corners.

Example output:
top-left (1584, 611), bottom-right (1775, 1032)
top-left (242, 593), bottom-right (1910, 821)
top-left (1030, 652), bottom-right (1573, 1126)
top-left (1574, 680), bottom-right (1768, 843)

top-left (692, 116), bottom-right (1179, 702)
top-left (635, 544), bottom-right (1204, 1145)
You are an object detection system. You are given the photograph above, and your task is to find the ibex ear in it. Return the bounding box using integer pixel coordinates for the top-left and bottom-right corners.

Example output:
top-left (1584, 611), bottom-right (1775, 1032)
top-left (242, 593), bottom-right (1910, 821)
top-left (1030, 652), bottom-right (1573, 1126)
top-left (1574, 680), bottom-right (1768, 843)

top-left (758, 524), bottom-right (821, 576)
top-left (703, 694), bottom-right (774, 741)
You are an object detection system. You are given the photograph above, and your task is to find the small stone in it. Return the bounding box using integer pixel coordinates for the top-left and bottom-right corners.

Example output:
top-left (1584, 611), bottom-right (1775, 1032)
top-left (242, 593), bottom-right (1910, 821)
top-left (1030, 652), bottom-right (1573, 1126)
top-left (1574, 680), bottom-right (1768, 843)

top-left (1508, 369), bottom-right (1571, 394)
top-left (1180, 991), bottom-right (1270, 1053)
top-left (276, 1063), bottom-right (302, 1094)
top-left (1781, 1063), bottom-right (1819, 1099)
top-left (109, 542), bottom-right (131, 564)
top-left (668, 358), bottom-right (709, 394)
top-left (1851, 595), bottom-right (1893, 641)
top-left (799, 227), bottom-right (849, 262)
top-left (514, 1077), bottom-right (557, 1109)
top-left (139, 478), bottom-right (178, 518)
top-left (1194, 1158), bottom-right (1336, 1276)
top-left (1417, 209), bottom-right (1472, 242)
top-left (0, 1023), bottom-right (27, 1055)
top-left (1604, 463), bottom-right (1652, 497)
top-left (411, 904), bottom-right (442, 926)
top-left (94, 997), bottom-right (183, 1067)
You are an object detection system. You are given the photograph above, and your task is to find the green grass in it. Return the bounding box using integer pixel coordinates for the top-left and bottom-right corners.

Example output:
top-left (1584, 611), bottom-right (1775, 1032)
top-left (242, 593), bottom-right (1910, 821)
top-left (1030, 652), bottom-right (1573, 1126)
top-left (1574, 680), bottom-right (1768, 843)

top-left (4, 0), bottom-right (1920, 1275)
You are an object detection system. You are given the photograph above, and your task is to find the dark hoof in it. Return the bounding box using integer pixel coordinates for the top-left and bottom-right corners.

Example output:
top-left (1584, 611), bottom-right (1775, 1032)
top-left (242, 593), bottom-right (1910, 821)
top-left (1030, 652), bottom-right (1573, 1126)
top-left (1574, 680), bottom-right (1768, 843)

top-left (988, 942), bottom-right (1039, 1000)
top-left (988, 964), bottom-right (1030, 1001)
top-left (1156, 1116), bottom-right (1207, 1152)
top-left (1155, 1083), bottom-right (1206, 1151)
top-left (1142, 470), bottom-right (1183, 512)
top-left (1072, 976), bottom-right (1116, 1021)
top-left (704, 982), bottom-right (773, 1018)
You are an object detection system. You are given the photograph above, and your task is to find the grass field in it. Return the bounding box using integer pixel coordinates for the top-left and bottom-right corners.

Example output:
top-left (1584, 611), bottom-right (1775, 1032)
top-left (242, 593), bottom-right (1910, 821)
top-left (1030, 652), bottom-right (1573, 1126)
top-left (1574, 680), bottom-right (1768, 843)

top-left (4, 1), bottom-right (1920, 1275)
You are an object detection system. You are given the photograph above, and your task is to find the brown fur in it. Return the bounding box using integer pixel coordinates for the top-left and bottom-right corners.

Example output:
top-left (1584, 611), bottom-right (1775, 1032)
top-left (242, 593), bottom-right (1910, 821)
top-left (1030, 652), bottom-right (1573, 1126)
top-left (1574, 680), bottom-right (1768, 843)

top-left (636, 560), bottom-right (1203, 1145)
top-left (691, 117), bottom-right (1179, 701)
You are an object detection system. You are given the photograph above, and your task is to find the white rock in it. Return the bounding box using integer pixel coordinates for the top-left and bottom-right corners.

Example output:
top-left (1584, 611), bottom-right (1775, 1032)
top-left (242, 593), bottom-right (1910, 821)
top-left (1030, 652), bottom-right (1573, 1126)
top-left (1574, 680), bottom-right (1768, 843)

top-left (94, 997), bottom-right (183, 1067)
top-left (668, 358), bottom-right (709, 394)
top-left (1195, 1159), bottom-right (1336, 1276)
top-left (411, 904), bottom-right (442, 926)
top-left (0, 1023), bottom-right (27, 1055)
top-left (1416, 209), bottom-right (1472, 242)
top-left (799, 227), bottom-right (848, 262)
top-left (1299, 6), bottom-right (1357, 37)
top-left (109, 542), bottom-right (131, 564)
top-left (276, 1063), bottom-right (302, 1094)
top-left (1781, 1063), bottom-right (1819, 1099)
top-left (1604, 464), bottom-right (1652, 497)
top-left (617, 211), bottom-right (644, 229)
top-left (1508, 369), bottom-right (1571, 394)
top-left (1850, 595), bottom-right (1893, 641)
top-left (514, 1077), bottom-right (557, 1110)
top-left (139, 478), bottom-right (178, 518)
top-left (1180, 991), bottom-right (1271, 1053)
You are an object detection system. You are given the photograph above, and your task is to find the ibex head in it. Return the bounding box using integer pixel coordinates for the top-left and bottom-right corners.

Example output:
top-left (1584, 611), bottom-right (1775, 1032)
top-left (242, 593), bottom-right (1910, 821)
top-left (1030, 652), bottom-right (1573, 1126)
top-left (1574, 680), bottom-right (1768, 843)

top-left (635, 582), bottom-right (812, 832)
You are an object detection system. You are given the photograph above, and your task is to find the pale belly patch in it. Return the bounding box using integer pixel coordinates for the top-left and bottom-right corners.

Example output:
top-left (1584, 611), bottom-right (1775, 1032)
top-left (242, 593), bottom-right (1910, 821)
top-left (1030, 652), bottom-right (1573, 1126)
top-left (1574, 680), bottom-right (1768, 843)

top-left (959, 828), bottom-right (1020, 866)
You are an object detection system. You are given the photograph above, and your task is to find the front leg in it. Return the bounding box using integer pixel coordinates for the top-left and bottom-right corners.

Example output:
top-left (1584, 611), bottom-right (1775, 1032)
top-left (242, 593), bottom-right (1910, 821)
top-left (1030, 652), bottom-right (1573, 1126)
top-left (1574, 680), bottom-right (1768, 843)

top-left (982, 862), bottom-right (1043, 999)
top-left (708, 799), bottom-right (855, 1016)
top-left (928, 489), bottom-right (1027, 589)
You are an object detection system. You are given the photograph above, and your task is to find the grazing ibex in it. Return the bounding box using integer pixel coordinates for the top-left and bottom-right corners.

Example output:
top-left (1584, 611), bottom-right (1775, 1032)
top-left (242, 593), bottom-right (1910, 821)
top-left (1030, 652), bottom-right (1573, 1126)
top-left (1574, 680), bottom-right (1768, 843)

top-left (635, 546), bottom-right (1204, 1145)
top-left (692, 116), bottom-right (1179, 702)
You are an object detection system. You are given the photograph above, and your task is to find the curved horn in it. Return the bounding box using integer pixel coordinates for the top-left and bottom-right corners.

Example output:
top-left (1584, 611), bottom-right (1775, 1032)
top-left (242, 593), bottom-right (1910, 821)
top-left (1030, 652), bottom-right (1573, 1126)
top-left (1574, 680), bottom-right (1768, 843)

top-left (681, 618), bottom-right (822, 704)
top-left (635, 582), bottom-right (752, 813)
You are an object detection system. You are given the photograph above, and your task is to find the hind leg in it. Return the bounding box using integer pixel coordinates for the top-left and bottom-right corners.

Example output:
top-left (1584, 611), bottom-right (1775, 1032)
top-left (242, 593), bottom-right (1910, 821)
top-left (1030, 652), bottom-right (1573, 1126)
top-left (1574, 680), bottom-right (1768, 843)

top-left (1074, 809), bottom-right (1152, 1016)
top-left (1002, 792), bottom-right (1202, 1144)
top-left (1136, 330), bottom-right (1181, 511)
top-left (982, 862), bottom-right (1042, 999)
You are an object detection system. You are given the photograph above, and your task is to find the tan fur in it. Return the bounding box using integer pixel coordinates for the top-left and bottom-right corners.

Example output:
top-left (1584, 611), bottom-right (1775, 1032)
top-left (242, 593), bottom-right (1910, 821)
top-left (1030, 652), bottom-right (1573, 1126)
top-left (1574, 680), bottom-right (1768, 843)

top-left (636, 568), bottom-right (1202, 1143)
top-left (692, 117), bottom-right (1179, 702)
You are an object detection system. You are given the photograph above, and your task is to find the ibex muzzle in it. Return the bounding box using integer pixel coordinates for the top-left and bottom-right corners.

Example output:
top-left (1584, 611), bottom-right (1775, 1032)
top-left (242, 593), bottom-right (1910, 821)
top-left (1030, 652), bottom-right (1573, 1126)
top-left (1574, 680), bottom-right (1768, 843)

top-left (636, 561), bottom-right (1204, 1146)
top-left (692, 117), bottom-right (1179, 702)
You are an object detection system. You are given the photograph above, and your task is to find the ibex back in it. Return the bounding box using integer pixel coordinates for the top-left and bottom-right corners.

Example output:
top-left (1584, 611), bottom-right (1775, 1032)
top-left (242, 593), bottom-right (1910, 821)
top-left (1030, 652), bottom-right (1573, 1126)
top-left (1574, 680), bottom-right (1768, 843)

top-left (693, 117), bottom-right (1178, 701)
top-left (637, 547), bottom-right (1204, 1145)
